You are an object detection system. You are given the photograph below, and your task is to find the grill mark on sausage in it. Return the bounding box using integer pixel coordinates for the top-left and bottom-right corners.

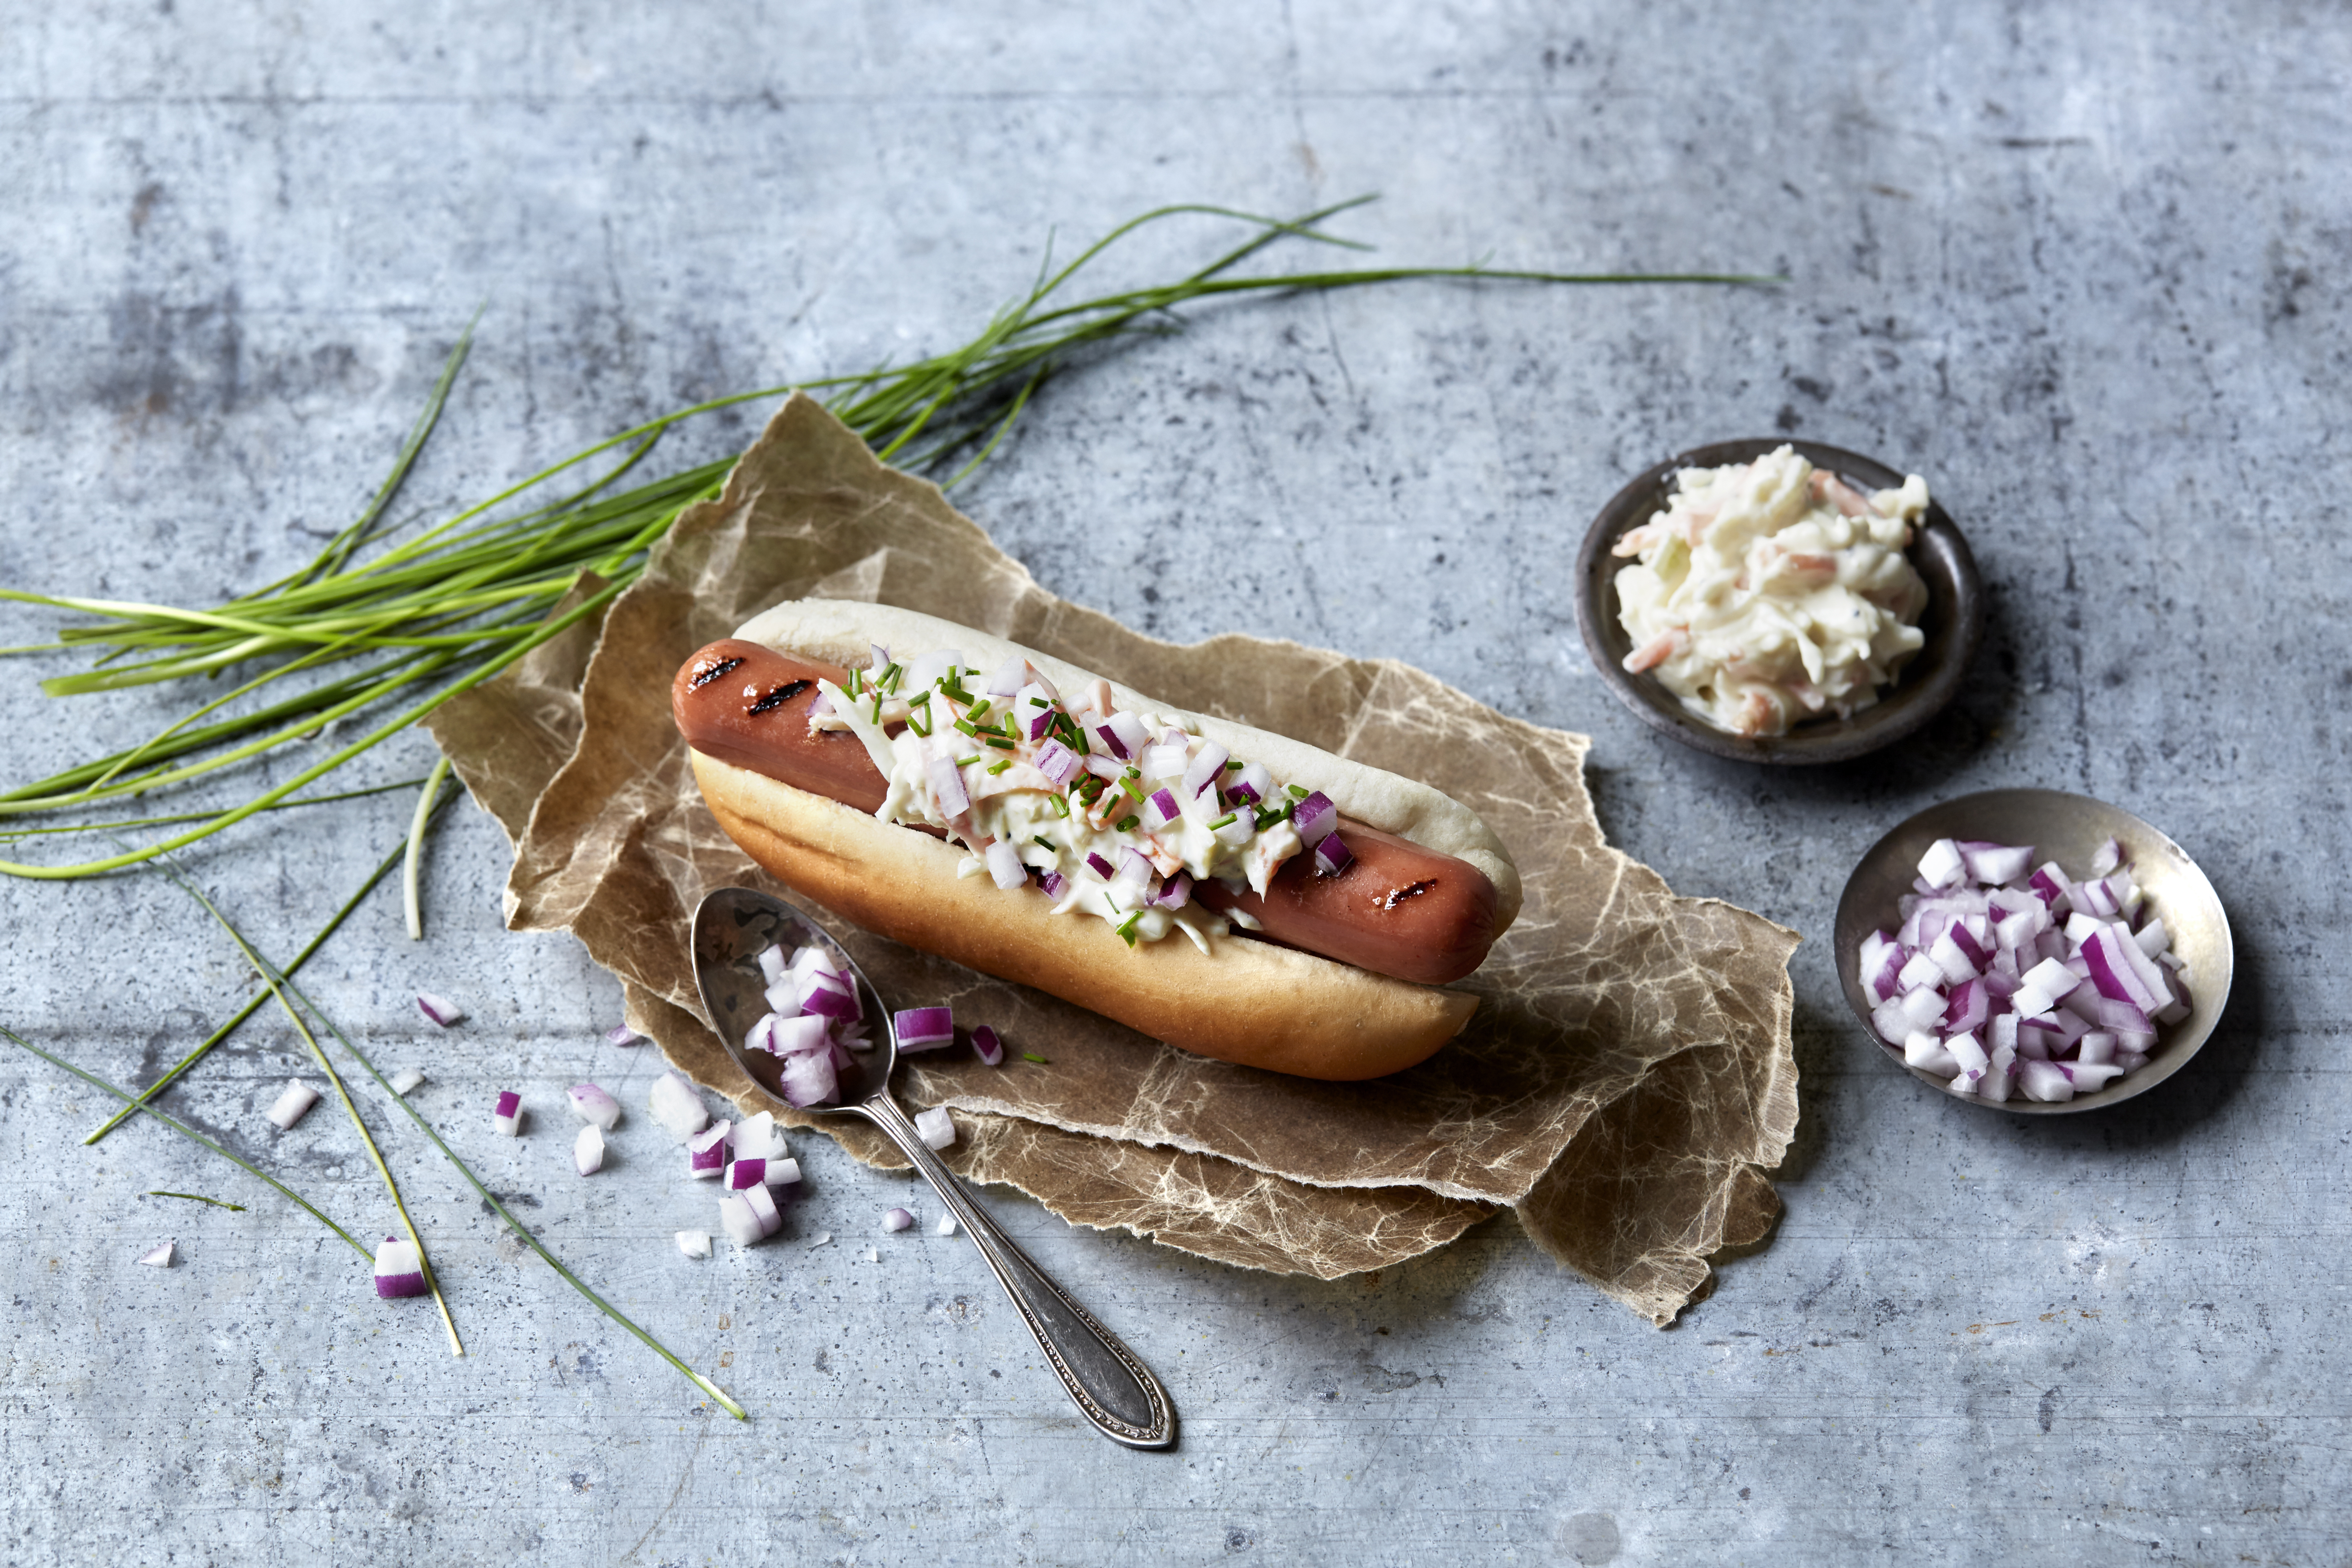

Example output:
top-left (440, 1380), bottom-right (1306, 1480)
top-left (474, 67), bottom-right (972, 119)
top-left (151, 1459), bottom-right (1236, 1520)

top-left (687, 655), bottom-right (743, 690)
top-left (1382, 878), bottom-right (1438, 911)
top-left (747, 679), bottom-right (811, 715)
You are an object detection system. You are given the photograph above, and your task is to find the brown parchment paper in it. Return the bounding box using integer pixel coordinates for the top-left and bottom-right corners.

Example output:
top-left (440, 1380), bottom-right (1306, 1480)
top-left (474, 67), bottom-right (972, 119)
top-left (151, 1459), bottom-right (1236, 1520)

top-left (426, 394), bottom-right (1800, 1323)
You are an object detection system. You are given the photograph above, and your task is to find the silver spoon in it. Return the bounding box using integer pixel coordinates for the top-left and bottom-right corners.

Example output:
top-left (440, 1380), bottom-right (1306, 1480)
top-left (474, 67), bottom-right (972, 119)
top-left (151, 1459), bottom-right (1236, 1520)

top-left (690, 886), bottom-right (1175, 1449)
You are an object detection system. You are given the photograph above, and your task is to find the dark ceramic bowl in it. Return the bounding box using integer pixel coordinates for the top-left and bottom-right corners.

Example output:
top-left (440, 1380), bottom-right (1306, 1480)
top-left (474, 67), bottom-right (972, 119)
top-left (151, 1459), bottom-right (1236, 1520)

top-left (1573, 437), bottom-right (1983, 765)
top-left (1833, 789), bottom-right (2233, 1114)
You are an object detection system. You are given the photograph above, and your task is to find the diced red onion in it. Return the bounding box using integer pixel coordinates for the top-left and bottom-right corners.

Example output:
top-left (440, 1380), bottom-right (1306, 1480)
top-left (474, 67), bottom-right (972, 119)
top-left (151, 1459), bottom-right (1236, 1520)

top-left (913, 1106), bottom-right (956, 1149)
top-left (138, 1241), bottom-right (174, 1268)
top-left (744, 1183), bottom-right (783, 1237)
top-left (2029, 863), bottom-right (2072, 909)
top-left (986, 656), bottom-right (1027, 697)
top-left (1957, 840), bottom-right (2035, 885)
top-left (808, 691), bottom-right (831, 718)
top-left (2090, 837), bottom-right (2123, 876)
top-left (895, 1006), bottom-right (956, 1051)
top-left (416, 991), bottom-right (465, 1028)
top-left (1154, 871), bottom-right (1193, 910)
top-left (779, 1049), bottom-right (837, 1108)
top-left (573, 1125), bottom-right (606, 1176)
top-left (735, 1110), bottom-right (784, 1159)
top-left (883, 1207), bottom-right (915, 1233)
top-left (2081, 929), bottom-right (2159, 1011)
top-left (1212, 810), bottom-right (1255, 848)
top-left (1292, 791), bottom-right (1338, 846)
top-left (2018, 1060), bottom-right (2074, 1102)
top-left (676, 1230), bottom-right (712, 1259)
top-left (718, 1194), bottom-right (761, 1247)
top-left (567, 1084), bottom-right (621, 1131)
top-left (926, 754), bottom-right (971, 818)
top-left (725, 1157), bottom-right (768, 1192)
top-left (2078, 1031), bottom-right (2116, 1066)
top-left (1139, 742), bottom-right (1187, 782)
top-left (1927, 926), bottom-right (1982, 984)
top-left (387, 1067), bottom-right (425, 1097)
top-left (1942, 979), bottom-right (1988, 1034)
top-left (1027, 666), bottom-right (1060, 702)
top-left (905, 649), bottom-right (962, 691)
top-left (1183, 740), bottom-right (1229, 799)
top-left (648, 1071), bottom-right (710, 1137)
top-left (688, 1123), bottom-right (731, 1178)
top-left (1871, 997), bottom-right (1914, 1045)
top-left (373, 1236), bottom-right (427, 1298)
top-left (937, 1215), bottom-right (958, 1236)
top-left (1112, 848), bottom-right (1153, 900)
top-left (768, 1156), bottom-right (802, 1187)
top-left (605, 1023), bottom-right (646, 1048)
top-left (1085, 851), bottom-right (1115, 879)
top-left (743, 1014), bottom-right (777, 1056)
top-left (492, 1090), bottom-right (522, 1137)
top-left (1144, 788), bottom-right (1183, 830)
top-left (1312, 833), bottom-right (1353, 877)
top-left (1104, 711), bottom-right (1149, 760)
top-left (769, 1015), bottom-right (829, 1056)
top-left (1082, 752), bottom-right (1125, 782)
top-left (869, 641), bottom-right (891, 675)
top-left (756, 944), bottom-right (789, 985)
top-left (1898, 949), bottom-right (1944, 992)
top-left (1898, 986), bottom-right (1946, 1027)
top-left (971, 1025), bottom-right (1004, 1066)
top-left (1916, 838), bottom-right (1966, 890)
top-left (801, 980), bottom-right (860, 1022)
top-left (2064, 1060), bottom-right (2124, 1094)
top-left (1904, 1031), bottom-right (1959, 1074)
top-left (1227, 762), bottom-right (1272, 808)
top-left (984, 838), bottom-right (1026, 890)
top-left (1039, 870), bottom-right (1068, 899)
top-left (1034, 738), bottom-right (1081, 787)
top-left (267, 1080), bottom-right (321, 1130)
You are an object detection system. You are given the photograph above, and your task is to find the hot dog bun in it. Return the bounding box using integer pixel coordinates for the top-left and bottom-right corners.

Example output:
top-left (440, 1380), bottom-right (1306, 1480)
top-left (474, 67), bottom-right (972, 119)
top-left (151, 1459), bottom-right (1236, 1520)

top-left (686, 600), bottom-right (1519, 1080)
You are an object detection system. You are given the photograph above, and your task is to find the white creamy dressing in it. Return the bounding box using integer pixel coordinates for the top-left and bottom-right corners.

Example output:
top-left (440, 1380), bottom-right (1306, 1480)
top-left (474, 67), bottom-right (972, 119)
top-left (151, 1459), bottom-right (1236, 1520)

top-left (1612, 445), bottom-right (1931, 737)
top-left (812, 657), bottom-right (1308, 953)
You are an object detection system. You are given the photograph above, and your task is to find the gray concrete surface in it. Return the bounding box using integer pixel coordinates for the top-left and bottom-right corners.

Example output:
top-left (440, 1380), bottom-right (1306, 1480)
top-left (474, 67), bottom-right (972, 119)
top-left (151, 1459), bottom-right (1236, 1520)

top-left (2, 3), bottom-right (2346, 1564)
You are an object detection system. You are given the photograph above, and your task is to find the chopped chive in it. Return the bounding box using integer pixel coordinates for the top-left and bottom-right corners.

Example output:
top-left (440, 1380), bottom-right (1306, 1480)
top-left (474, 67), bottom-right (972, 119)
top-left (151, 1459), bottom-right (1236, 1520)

top-left (147, 1190), bottom-right (248, 1212)
top-left (982, 735), bottom-right (1016, 751)
top-left (1115, 814), bottom-right (1140, 833)
top-left (954, 717), bottom-right (979, 737)
top-left (1122, 766), bottom-right (1140, 779)
top-left (869, 691), bottom-right (884, 722)
top-left (987, 759), bottom-right (1012, 775)
top-left (956, 754), bottom-right (982, 768)
top-left (966, 700), bottom-right (992, 722)
top-left (1115, 911), bottom-right (1143, 946)
top-left (1033, 835), bottom-right (1056, 851)
top-left (879, 662), bottom-right (903, 693)
top-left (1122, 777), bottom-right (1144, 803)
top-left (908, 688), bottom-right (931, 706)
top-left (908, 708), bottom-right (932, 737)
top-left (1002, 713), bottom-right (1021, 740)
top-left (1051, 793), bottom-right (1071, 818)
top-left (1021, 1052), bottom-right (1049, 1064)
top-left (1286, 784), bottom-right (1309, 799)
top-left (1209, 811), bottom-right (1237, 830)
top-left (846, 668), bottom-right (863, 699)
top-left (1225, 759), bottom-right (1244, 771)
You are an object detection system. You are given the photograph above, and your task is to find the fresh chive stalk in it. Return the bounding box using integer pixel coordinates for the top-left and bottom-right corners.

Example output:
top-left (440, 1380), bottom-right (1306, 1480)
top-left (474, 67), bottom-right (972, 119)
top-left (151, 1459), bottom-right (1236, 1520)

top-left (1, 1025), bottom-right (369, 1256)
top-left (142, 845), bottom-right (465, 1357)
top-left (403, 757), bottom-right (454, 941)
top-left (0, 198), bottom-right (1762, 881)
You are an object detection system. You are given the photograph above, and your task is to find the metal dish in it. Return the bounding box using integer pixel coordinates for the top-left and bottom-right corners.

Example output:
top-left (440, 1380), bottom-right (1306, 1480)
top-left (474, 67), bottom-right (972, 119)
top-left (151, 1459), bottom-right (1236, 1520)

top-left (1572, 437), bottom-right (1983, 765)
top-left (1833, 788), bottom-right (2233, 1113)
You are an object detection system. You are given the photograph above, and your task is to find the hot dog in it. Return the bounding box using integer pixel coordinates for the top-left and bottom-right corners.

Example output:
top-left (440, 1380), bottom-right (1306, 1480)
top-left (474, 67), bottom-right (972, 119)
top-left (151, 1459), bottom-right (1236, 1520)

top-left (673, 601), bottom-right (1522, 1080)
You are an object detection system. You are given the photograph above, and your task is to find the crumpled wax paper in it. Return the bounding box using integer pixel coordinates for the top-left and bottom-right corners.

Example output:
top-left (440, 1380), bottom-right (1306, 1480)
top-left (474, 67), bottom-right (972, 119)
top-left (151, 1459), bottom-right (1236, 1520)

top-left (425, 394), bottom-right (1800, 1323)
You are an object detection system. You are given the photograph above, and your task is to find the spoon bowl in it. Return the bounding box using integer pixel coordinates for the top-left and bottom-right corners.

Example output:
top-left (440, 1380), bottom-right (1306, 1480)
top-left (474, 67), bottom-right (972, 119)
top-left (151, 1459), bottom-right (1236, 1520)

top-left (690, 886), bottom-right (1176, 1448)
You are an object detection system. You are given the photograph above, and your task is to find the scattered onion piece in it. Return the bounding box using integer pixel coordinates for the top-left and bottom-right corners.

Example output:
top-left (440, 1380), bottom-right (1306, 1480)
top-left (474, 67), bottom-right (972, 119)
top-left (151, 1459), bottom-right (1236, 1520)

top-left (883, 1207), bottom-right (915, 1233)
top-left (138, 1241), bottom-right (175, 1268)
top-left (675, 1230), bottom-right (712, 1259)
top-left (567, 1083), bottom-right (621, 1131)
top-left (806, 1231), bottom-right (834, 1249)
top-left (416, 992), bottom-right (464, 1028)
top-left (573, 1125), bottom-right (606, 1176)
top-left (743, 1182), bottom-right (783, 1237)
top-left (718, 1194), bottom-right (761, 1247)
top-left (895, 1007), bottom-right (955, 1052)
top-left (373, 1236), bottom-right (428, 1298)
top-left (386, 1067), bottom-right (425, 1097)
top-left (605, 1024), bottom-right (646, 1048)
top-left (913, 1106), bottom-right (956, 1150)
top-left (267, 1080), bottom-right (320, 1130)
top-left (688, 1123), bottom-right (731, 1178)
top-left (971, 1025), bottom-right (1004, 1067)
top-left (648, 1071), bottom-right (710, 1137)
top-left (935, 1215), bottom-right (958, 1237)
top-left (733, 1110), bottom-right (786, 1161)
top-left (492, 1090), bottom-right (523, 1137)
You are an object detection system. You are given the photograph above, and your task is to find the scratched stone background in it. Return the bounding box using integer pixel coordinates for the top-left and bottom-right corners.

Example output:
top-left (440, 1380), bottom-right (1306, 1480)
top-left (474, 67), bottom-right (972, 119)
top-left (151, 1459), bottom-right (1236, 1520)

top-left (0, 3), bottom-right (2345, 1565)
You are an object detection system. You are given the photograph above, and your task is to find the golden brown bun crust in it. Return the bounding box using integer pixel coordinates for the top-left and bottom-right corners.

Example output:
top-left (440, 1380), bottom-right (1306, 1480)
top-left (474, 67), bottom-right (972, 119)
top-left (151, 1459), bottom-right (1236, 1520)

top-left (692, 750), bottom-right (1477, 1080)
